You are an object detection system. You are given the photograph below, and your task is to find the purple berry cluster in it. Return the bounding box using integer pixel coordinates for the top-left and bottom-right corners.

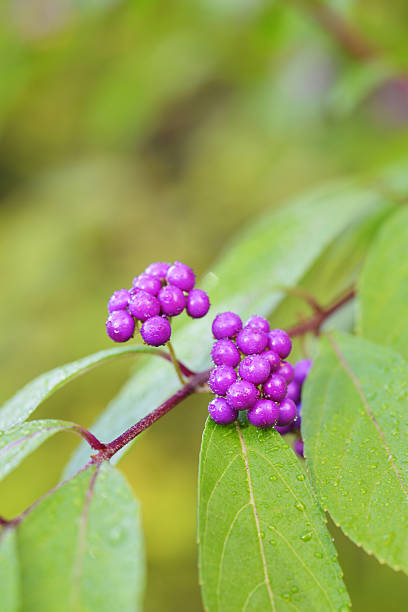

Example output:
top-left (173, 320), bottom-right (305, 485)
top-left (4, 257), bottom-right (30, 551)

top-left (208, 312), bottom-right (299, 431)
top-left (105, 261), bottom-right (210, 346)
top-left (279, 358), bottom-right (313, 458)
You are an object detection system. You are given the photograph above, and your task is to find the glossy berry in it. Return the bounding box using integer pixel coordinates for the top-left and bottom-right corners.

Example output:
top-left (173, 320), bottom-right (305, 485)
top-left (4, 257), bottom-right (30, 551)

top-left (262, 349), bottom-right (281, 372)
top-left (275, 424), bottom-right (292, 435)
top-left (236, 327), bottom-right (268, 355)
top-left (211, 339), bottom-right (241, 367)
top-left (209, 366), bottom-right (237, 396)
top-left (285, 380), bottom-right (301, 404)
top-left (166, 261), bottom-right (195, 291)
top-left (106, 310), bottom-right (135, 343)
top-left (294, 359), bottom-right (313, 384)
top-left (208, 397), bottom-right (238, 425)
top-left (292, 403), bottom-right (302, 431)
top-left (158, 285), bottom-right (186, 316)
top-left (262, 374), bottom-right (287, 402)
top-left (268, 329), bottom-right (292, 359)
top-left (293, 438), bottom-right (304, 458)
top-left (132, 273), bottom-right (161, 296)
top-left (140, 316), bottom-right (171, 346)
top-left (145, 261), bottom-right (170, 279)
top-left (108, 288), bottom-right (130, 313)
top-left (239, 354), bottom-right (271, 385)
top-left (278, 360), bottom-right (294, 383)
top-left (212, 312), bottom-right (242, 339)
top-left (247, 399), bottom-right (279, 428)
top-left (226, 380), bottom-right (259, 410)
top-left (128, 290), bottom-right (160, 321)
top-left (245, 315), bottom-right (270, 334)
top-left (277, 398), bottom-right (297, 426)
top-left (186, 289), bottom-right (210, 318)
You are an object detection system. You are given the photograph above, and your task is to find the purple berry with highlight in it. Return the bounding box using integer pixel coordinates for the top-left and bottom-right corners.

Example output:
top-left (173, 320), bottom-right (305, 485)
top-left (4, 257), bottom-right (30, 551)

top-left (262, 374), bottom-right (287, 402)
top-left (245, 315), bottom-right (270, 334)
top-left (268, 329), bottom-right (292, 359)
top-left (239, 355), bottom-right (271, 385)
top-left (212, 312), bottom-right (242, 339)
top-left (186, 289), bottom-right (210, 318)
top-left (166, 261), bottom-right (195, 291)
top-left (158, 285), bottom-right (186, 316)
top-left (278, 361), bottom-right (294, 383)
top-left (294, 359), bottom-right (313, 385)
top-left (286, 380), bottom-right (301, 403)
top-left (292, 403), bottom-right (302, 431)
top-left (128, 290), bottom-right (160, 321)
top-left (132, 273), bottom-right (161, 296)
top-left (108, 288), bottom-right (130, 313)
top-left (275, 424), bottom-right (292, 435)
top-left (209, 365), bottom-right (237, 396)
top-left (226, 380), bottom-right (259, 410)
top-left (208, 397), bottom-right (238, 425)
top-left (277, 398), bottom-right (297, 426)
top-left (106, 310), bottom-right (135, 343)
top-left (262, 350), bottom-right (281, 372)
top-left (140, 316), bottom-right (171, 346)
top-left (211, 339), bottom-right (240, 367)
top-left (145, 261), bottom-right (171, 279)
top-left (293, 438), bottom-right (304, 458)
top-left (247, 399), bottom-right (279, 428)
top-left (236, 327), bottom-right (268, 355)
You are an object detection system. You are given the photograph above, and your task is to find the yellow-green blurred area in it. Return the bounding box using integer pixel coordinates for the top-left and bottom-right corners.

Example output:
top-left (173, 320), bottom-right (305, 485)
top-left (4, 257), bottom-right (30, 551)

top-left (1, 0), bottom-right (408, 610)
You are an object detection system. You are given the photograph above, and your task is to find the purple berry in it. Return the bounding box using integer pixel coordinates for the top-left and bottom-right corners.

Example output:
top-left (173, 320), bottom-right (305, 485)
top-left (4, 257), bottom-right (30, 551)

top-left (140, 316), bottom-right (171, 346)
top-left (277, 398), bottom-right (297, 426)
top-left (208, 397), bottom-right (238, 425)
top-left (132, 273), bottom-right (161, 296)
top-left (262, 374), bottom-right (287, 402)
top-left (293, 438), bottom-right (304, 458)
top-left (275, 424), bottom-right (292, 435)
top-left (286, 380), bottom-right (301, 403)
top-left (238, 354), bottom-right (271, 385)
top-left (106, 310), bottom-right (135, 343)
top-left (108, 288), bottom-right (130, 313)
top-left (262, 349), bottom-right (281, 372)
top-left (294, 359), bottom-right (313, 385)
top-left (209, 365), bottom-right (237, 396)
top-left (247, 399), bottom-right (279, 428)
top-left (158, 285), bottom-right (186, 316)
top-left (292, 402), bottom-right (302, 431)
top-left (128, 290), bottom-right (160, 321)
top-left (145, 261), bottom-right (171, 279)
top-left (166, 261), bottom-right (195, 291)
top-left (268, 329), bottom-right (292, 359)
top-left (212, 312), bottom-right (242, 339)
top-left (226, 380), bottom-right (259, 410)
top-left (211, 339), bottom-right (241, 367)
top-left (245, 315), bottom-right (270, 334)
top-left (236, 328), bottom-right (268, 355)
top-left (278, 361), bottom-right (294, 383)
top-left (186, 289), bottom-right (210, 318)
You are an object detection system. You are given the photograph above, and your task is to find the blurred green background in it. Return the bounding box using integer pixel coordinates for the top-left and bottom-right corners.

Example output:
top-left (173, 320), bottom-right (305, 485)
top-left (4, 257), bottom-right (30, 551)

top-left (1, 0), bottom-right (408, 610)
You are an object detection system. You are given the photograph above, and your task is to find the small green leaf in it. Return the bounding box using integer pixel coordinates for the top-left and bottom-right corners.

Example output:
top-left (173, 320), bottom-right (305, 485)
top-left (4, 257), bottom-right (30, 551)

top-left (0, 345), bottom-right (161, 432)
top-left (0, 528), bottom-right (20, 612)
top-left (17, 462), bottom-right (144, 612)
top-left (0, 419), bottom-right (76, 483)
top-left (359, 207), bottom-right (408, 359)
top-left (198, 419), bottom-right (350, 611)
top-left (303, 332), bottom-right (408, 573)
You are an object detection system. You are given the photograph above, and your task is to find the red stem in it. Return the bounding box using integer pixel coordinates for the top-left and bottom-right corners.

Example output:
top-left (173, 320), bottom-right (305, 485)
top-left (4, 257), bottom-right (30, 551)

top-left (287, 288), bottom-right (356, 338)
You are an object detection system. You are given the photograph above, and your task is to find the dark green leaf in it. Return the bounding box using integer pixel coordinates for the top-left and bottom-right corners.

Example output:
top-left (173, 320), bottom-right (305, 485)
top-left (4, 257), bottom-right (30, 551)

top-left (0, 528), bottom-right (20, 612)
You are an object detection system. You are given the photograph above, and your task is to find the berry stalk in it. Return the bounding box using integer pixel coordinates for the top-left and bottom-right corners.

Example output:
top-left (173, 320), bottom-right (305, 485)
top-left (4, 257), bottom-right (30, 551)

top-left (167, 341), bottom-right (186, 385)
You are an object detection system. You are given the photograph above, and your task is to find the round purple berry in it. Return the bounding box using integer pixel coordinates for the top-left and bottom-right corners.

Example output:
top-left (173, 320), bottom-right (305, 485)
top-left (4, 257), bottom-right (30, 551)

top-left (275, 424), bottom-right (292, 435)
top-left (277, 398), bottom-right (297, 426)
top-left (247, 399), bottom-right (279, 428)
top-left (268, 329), bottom-right (292, 359)
top-left (262, 374), bottom-right (287, 402)
top-left (140, 316), bottom-right (171, 346)
top-left (132, 273), bottom-right (161, 296)
top-left (238, 354), bottom-right (271, 385)
top-left (226, 380), bottom-right (259, 410)
top-left (262, 349), bottom-right (281, 372)
top-left (158, 285), bottom-right (186, 316)
top-left (208, 397), bottom-right (238, 425)
top-left (211, 339), bottom-right (241, 367)
top-left (108, 288), bottom-right (130, 313)
top-left (209, 365), bottom-right (237, 396)
top-left (212, 312), bottom-right (242, 339)
top-left (166, 261), bottom-right (195, 292)
top-left (106, 310), bottom-right (135, 343)
top-left (245, 315), bottom-right (270, 334)
top-left (292, 402), bottom-right (302, 431)
top-left (285, 380), bottom-right (301, 403)
top-left (293, 438), bottom-right (304, 458)
top-left (236, 328), bottom-right (268, 355)
top-left (145, 261), bottom-right (171, 279)
top-left (278, 360), bottom-right (294, 383)
top-left (186, 289), bottom-right (210, 319)
top-left (128, 290), bottom-right (160, 321)
top-left (294, 359), bottom-right (313, 385)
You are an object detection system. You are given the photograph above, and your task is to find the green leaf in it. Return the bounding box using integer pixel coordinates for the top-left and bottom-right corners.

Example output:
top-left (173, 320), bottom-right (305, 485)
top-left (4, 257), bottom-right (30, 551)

top-left (17, 462), bottom-right (144, 612)
top-left (66, 181), bottom-right (386, 475)
top-left (0, 528), bottom-right (20, 612)
top-left (198, 418), bottom-right (350, 611)
top-left (359, 207), bottom-right (408, 359)
top-left (303, 332), bottom-right (408, 573)
top-left (0, 419), bottom-right (75, 483)
top-left (0, 344), bottom-right (161, 432)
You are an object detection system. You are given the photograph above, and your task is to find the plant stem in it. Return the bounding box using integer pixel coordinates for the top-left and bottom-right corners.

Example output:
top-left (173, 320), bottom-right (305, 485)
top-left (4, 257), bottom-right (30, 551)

top-left (167, 341), bottom-right (186, 385)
